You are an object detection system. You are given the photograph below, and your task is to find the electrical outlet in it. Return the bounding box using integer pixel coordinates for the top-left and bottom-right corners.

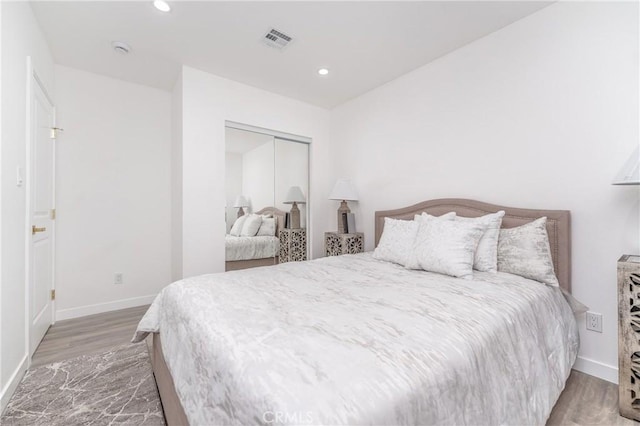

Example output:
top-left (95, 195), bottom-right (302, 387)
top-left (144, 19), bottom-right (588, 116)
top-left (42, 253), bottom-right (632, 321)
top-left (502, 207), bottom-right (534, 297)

top-left (586, 311), bottom-right (603, 333)
top-left (114, 273), bottom-right (124, 285)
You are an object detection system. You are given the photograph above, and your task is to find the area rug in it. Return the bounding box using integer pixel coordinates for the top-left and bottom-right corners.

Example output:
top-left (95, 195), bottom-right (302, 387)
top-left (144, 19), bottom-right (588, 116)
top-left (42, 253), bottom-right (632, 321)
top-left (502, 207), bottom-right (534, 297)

top-left (1, 343), bottom-right (165, 425)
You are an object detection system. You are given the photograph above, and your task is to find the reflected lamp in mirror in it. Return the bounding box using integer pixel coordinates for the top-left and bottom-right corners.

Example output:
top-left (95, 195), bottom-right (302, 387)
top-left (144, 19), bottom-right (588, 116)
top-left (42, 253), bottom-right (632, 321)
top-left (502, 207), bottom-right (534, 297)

top-left (613, 146), bottom-right (640, 185)
top-left (283, 186), bottom-right (306, 229)
top-left (329, 178), bottom-right (358, 234)
top-left (234, 195), bottom-right (250, 218)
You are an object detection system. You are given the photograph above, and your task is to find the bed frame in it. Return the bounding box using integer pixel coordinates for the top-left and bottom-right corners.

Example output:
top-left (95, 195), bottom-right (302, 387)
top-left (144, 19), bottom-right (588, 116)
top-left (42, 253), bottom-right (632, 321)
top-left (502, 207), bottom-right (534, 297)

top-left (224, 207), bottom-right (287, 272)
top-left (151, 198), bottom-right (571, 425)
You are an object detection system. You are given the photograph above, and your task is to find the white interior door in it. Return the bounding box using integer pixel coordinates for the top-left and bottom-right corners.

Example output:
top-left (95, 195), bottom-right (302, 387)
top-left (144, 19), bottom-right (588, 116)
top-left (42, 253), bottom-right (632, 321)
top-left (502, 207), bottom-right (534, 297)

top-left (28, 72), bottom-right (56, 357)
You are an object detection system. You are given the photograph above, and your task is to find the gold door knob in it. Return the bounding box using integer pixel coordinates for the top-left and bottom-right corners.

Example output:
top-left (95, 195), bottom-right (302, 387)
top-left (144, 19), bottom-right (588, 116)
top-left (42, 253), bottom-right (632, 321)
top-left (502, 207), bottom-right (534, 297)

top-left (32, 225), bottom-right (46, 235)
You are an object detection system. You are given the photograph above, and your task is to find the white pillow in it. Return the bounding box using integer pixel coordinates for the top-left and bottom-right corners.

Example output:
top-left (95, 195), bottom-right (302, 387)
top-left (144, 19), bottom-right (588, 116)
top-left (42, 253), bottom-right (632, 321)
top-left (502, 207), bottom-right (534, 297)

top-left (374, 213), bottom-right (457, 266)
top-left (497, 217), bottom-right (559, 287)
top-left (456, 211), bottom-right (505, 272)
top-left (373, 218), bottom-right (420, 266)
top-left (240, 214), bottom-right (263, 237)
top-left (256, 217), bottom-right (276, 236)
top-left (407, 219), bottom-right (487, 279)
top-left (229, 215), bottom-right (247, 236)
top-left (414, 211), bottom-right (456, 222)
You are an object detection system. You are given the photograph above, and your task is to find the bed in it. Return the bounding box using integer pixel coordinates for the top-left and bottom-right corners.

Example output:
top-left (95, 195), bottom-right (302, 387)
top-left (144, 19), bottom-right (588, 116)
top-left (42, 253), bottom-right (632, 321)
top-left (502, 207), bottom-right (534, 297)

top-left (135, 198), bottom-right (578, 425)
top-left (225, 207), bottom-right (286, 271)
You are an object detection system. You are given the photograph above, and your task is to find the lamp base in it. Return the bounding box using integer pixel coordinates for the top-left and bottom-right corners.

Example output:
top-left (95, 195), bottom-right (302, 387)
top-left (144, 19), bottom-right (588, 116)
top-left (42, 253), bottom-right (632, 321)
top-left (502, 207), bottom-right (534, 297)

top-left (337, 200), bottom-right (350, 234)
top-left (289, 202), bottom-right (301, 229)
top-left (237, 207), bottom-right (245, 218)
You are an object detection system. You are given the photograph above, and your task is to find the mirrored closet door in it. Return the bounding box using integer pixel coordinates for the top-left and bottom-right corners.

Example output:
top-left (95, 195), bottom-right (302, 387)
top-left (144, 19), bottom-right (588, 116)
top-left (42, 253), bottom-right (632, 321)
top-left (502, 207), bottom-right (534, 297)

top-left (225, 126), bottom-right (309, 271)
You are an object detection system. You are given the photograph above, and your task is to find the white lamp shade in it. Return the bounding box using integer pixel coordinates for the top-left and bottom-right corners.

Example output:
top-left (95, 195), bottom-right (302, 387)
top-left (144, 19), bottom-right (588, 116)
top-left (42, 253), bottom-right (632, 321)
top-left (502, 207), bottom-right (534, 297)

top-left (283, 186), bottom-right (306, 204)
top-left (329, 178), bottom-right (358, 201)
top-left (233, 195), bottom-right (249, 208)
top-left (613, 146), bottom-right (640, 185)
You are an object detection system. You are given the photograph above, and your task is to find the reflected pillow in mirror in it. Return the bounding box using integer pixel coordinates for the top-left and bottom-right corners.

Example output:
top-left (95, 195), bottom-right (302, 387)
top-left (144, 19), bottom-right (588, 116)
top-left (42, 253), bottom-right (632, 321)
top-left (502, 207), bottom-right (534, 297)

top-left (257, 217), bottom-right (276, 236)
top-left (240, 214), bottom-right (263, 237)
top-left (497, 217), bottom-right (559, 286)
top-left (229, 215), bottom-right (247, 236)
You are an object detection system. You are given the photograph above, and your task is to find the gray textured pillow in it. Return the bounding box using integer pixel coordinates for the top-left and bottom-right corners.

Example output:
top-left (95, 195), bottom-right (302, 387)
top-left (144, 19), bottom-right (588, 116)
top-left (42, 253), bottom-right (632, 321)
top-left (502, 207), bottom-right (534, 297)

top-left (497, 217), bottom-right (559, 286)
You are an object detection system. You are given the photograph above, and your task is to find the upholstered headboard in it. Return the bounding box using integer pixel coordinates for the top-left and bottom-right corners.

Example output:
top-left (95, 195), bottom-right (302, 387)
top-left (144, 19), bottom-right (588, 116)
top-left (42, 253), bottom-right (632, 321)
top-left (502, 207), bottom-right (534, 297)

top-left (374, 199), bottom-right (571, 292)
top-left (254, 207), bottom-right (287, 235)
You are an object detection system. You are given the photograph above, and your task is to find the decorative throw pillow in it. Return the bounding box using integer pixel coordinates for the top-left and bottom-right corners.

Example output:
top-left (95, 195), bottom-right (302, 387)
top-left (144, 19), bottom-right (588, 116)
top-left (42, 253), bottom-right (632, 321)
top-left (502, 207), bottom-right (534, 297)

top-left (497, 217), bottom-right (559, 287)
top-left (256, 217), bottom-right (276, 236)
top-left (240, 214), bottom-right (263, 237)
top-left (456, 211), bottom-right (505, 272)
top-left (407, 219), bottom-right (487, 279)
top-left (373, 218), bottom-right (420, 266)
top-left (229, 215), bottom-right (247, 236)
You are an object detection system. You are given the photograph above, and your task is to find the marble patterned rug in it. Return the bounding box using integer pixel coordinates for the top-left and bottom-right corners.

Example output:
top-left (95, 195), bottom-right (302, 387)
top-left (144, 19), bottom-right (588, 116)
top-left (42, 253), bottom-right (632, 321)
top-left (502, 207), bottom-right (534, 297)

top-left (1, 343), bottom-right (165, 425)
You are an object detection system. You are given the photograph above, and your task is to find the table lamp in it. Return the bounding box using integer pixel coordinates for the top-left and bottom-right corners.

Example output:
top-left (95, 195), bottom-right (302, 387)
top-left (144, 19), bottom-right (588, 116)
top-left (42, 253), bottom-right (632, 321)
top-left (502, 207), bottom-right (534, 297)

top-left (233, 195), bottom-right (250, 218)
top-left (284, 186), bottom-right (306, 229)
top-left (613, 146), bottom-right (640, 185)
top-left (329, 178), bottom-right (358, 233)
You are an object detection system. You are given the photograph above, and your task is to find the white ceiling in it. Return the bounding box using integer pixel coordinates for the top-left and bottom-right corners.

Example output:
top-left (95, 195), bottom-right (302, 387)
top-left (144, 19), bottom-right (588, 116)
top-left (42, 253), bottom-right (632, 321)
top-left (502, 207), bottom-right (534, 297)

top-left (31, 1), bottom-right (550, 108)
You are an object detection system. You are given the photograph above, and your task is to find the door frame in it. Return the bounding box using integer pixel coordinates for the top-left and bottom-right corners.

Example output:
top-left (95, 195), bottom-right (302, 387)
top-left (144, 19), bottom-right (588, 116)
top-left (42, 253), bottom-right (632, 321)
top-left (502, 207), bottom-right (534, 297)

top-left (24, 56), bottom-right (56, 365)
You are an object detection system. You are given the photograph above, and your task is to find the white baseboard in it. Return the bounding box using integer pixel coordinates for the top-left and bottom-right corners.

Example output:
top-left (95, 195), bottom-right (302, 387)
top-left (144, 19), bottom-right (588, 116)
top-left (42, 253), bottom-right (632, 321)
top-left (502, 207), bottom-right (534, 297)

top-left (574, 355), bottom-right (618, 384)
top-left (0, 355), bottom-right (28, 415)
top-left (55, 294), bottom-right (157, 321)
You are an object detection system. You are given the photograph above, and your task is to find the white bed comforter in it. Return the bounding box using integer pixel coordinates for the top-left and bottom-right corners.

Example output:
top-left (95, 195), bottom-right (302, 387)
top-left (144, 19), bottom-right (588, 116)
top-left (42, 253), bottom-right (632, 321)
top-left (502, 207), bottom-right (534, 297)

top-left (133, 253), bottom-right (578, 426)
top-left (225, 234), bottom-right (279, 261)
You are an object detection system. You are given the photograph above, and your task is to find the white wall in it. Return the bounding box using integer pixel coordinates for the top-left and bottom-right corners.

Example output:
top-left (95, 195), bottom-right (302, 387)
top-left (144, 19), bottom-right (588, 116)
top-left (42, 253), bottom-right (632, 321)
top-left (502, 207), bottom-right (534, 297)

top-left (177, 66), bottom-right (332, 278)
top-left (330, 2), bottom-right (639, 383)
top-left (242, 142), bottom-right (275, 213)
top-left (225, 152), bottom-right (243, 232)
top-left (0, 1), bottom-right (55, 411)
top-left (54, 65), bottom-right (172, 320)
top-left (171, 75), bottom-right (183, 282)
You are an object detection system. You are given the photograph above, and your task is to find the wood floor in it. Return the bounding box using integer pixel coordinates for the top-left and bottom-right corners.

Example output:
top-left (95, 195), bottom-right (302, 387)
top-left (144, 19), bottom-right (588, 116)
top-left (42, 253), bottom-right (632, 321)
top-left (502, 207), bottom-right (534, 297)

top-left (31, 305), bottom-right (148, 367)
top-left (31, 306), bottom-right (638, 425)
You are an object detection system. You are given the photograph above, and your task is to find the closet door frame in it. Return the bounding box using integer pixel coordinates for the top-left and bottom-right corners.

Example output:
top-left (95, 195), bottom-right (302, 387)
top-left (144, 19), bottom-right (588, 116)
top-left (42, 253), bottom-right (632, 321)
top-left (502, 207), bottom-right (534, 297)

top-left (225, 121), bottom-right (311, 260)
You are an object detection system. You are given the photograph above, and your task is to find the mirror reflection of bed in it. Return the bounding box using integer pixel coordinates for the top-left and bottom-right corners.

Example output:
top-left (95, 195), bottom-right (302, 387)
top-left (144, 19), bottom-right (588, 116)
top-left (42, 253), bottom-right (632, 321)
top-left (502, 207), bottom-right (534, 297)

top-left (225, 124), bottom-right (309, 271)
top-left (225, 207), bottom-right (286, 271)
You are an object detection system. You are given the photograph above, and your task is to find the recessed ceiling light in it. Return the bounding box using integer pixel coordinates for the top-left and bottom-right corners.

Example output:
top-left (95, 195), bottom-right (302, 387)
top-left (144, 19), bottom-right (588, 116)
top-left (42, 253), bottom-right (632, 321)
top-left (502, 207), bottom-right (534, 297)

top-left (153, 0), bottom-right (171, 12)
top-left (318, 68), bottom-right (329, 76)
top-left (112, 41), bottom-right (131, 55)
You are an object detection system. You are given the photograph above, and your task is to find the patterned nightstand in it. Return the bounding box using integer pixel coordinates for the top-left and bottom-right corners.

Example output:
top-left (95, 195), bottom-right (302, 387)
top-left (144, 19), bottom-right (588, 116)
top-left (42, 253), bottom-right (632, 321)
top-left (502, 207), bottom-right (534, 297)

top-left (279, 228), bottom-right (307, 263)
top-left (325, 232), bottom-right (364, 257)
top-left (618, 254), bottom-right (640, 421)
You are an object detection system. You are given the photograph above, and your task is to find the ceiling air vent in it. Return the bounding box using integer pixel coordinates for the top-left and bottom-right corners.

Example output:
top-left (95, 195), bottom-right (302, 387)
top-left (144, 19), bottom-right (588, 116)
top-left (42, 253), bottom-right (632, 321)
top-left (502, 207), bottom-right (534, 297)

top-left (262, 28), bottom-right (293, 50)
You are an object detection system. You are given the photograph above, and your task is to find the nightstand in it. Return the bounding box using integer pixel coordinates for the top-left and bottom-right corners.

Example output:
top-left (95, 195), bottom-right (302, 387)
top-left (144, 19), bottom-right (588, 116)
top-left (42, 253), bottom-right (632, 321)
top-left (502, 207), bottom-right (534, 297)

top-left (325, 232), bottom-right (364, 256)
top-left (279, 228), bottom-right (307, 263)
top-left (618, 254), bottom-right (640, 421)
